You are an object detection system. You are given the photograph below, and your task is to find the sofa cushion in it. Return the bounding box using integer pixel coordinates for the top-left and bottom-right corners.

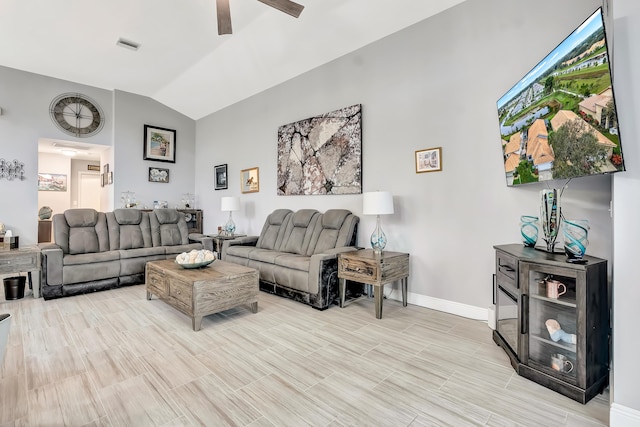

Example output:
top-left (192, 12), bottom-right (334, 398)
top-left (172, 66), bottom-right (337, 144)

top-left (107, 209), bottom-right (153, 251)
top-left (283, 210), bottom-right (319, 255)
top-left (150, 209), bottom-right (190, 246)
top-left (274, 254), bottom-right (311, 272)
top-left (309, 209), bottom-right (353, 255)
top-left (249, 249), bottom-right (289, 264)
top-left (62, 209), bottom-right (110, 255)
top-left (256, 209), bottom-right (292, 250)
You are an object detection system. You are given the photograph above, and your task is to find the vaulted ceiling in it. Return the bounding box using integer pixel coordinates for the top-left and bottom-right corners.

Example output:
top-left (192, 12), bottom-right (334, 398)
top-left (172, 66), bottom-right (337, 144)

top-left (0, 0), bottom-right (466, 120)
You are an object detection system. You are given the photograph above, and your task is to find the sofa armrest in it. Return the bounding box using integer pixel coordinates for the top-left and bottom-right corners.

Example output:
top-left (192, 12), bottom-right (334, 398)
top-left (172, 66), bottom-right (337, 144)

top-left (188, 233), bottom-right (214, 252)
top-left (40, 246), bottom-right (63, 286)
top-left (316, 246), bottom-right (359, 257)
top-left (227, 236), bottom-right (259, 246)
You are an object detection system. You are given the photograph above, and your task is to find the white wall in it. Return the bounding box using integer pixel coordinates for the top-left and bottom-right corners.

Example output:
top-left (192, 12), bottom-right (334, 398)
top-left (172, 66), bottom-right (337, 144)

top-left (611, 0), bottom-right (640, 422)
top-left (196, 0), bottom-right (608, 314)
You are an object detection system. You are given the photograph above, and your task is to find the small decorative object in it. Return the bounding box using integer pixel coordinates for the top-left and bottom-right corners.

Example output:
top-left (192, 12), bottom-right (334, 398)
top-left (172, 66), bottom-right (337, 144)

top-left (519, 215), bottom-right (539, 247)
top-left (38, 173), bottom-right (67, 191)
top-left (148, 167), bottom-right (169, 183)
top-left (214, 164), bottom-right (228, 190)
top-left (241, 167), bottom-right (259, 194)
top-left (0, 223), bottom-right (5, 234)
top-left (563, 219), bottom-right (589, 263)
top-left (181, 193), bottom-right (195, 208)
top-left (221, 196), bottom-right (240, 236)
top-left (0, 159), bottom-right (25, 181)
top-left (363, 191), bottom-right (394, 253)
top-left (540, 188), bottom-right (561, 252)
top-left (415, 147), bottom-right (443, 173)
top-left (143, 125), bottom-right (176, 163)
top-left (175, 249), bottom-right (215, 269)
top-left (38, 206), bottom-right (53, 220)
top-left (121, 191), bottom-right (137, 208)
top-left (545, 319), bottom-right (576, 345)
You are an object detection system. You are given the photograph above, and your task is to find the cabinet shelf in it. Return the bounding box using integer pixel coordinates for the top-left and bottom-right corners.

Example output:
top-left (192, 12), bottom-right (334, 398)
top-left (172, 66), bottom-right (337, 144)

top-left (529, 293), bottom-right (577, 308)
top-left (530, 333), bottom-right (576, 353)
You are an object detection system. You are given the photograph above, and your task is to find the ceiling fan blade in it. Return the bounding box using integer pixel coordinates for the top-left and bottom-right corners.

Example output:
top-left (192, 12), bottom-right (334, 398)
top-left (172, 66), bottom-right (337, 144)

top-left (216, 0), bottom-right (232, 35)
top-left (257, 0), bottom-right (304, 18)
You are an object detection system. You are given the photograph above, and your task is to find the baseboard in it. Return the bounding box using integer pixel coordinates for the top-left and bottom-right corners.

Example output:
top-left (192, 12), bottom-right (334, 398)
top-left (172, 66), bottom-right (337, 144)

top-left (387, 289), bottom-right (488, 321)
top-left (610, 403), bottom-right (640, 426)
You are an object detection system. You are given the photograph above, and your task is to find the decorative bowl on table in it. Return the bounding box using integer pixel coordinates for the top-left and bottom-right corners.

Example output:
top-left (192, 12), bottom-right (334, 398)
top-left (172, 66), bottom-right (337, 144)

top-left (175, 249), bottom-right (216, 269)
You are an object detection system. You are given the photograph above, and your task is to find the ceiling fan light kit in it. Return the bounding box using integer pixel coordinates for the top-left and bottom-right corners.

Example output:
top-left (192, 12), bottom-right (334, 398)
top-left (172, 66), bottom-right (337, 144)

top-left (216, 0), bottom-right (304, 35)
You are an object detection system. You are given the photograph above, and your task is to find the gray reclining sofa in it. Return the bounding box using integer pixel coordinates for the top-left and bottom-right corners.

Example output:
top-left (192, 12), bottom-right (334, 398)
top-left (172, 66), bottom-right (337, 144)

top-left (40, 208), bottom-right (211, 300)
top-left (222, 208), bottom-right (359, 310)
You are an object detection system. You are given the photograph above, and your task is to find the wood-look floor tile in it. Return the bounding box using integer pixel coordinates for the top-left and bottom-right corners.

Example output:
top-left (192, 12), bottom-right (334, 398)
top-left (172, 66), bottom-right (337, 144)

top-left (25, 344), bottom-right (85, 390)
top-left (170, 373), bottom-right (261, 426)
top-left (0, 342), bottom-right (25, 380)
top-left (266, 323), bottom-right (330, 356)
top-left (97, 374), bottom-right (181, 427)
top-left (82, 345), bottom-right (148, 389)
top-left (253, 347), bottom-right (328, 390)
top-left (208, 324), bottom-right (278, 355)
top-left (0, 374), bottom-right (29, 424)
top-left (72, 323), bottom-right (123, 355)
top-left (28, 372), bottom-right (105, 426)
top-left (237, 373), bottom-right (337, 426)
top-left (309, 322), bottom-right (379, 356)
top-left (403, 322), bottom-right (483, 354)
top-left (141, 347), bottom-right (210, 391)
top-left (195, 345), bottom-right (271, 391)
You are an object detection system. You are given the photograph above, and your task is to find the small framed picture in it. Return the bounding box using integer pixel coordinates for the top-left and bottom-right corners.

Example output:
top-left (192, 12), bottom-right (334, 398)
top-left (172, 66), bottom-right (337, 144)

top-left (108, 171), bottom-right (113, 185)
top-left (103, 163), bottom-right (109, 175)
top-left (214, 163), bottom-right (228, 190)
top-left (415, 147), bottom-right (442, 173)
top-left (241, 167), bottom-right (259, 193)
top-left (88, 164), bottom-right (100, 172)
top-left (100, 173), bottom-right (104, 187)
top-left (143, 125), bottom-right (176, 163)
top-left (148, 167), bottom-right (170, 183)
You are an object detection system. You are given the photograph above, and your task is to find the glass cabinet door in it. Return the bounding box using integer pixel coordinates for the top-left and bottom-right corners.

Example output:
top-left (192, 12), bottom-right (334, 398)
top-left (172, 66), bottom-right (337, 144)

top-left (521, 263), bottom-right (579, 386)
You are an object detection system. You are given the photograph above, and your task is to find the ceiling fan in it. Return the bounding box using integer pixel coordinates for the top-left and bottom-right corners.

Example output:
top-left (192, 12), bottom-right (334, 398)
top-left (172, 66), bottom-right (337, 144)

top-left (216, 0), bottom-right (304, 35)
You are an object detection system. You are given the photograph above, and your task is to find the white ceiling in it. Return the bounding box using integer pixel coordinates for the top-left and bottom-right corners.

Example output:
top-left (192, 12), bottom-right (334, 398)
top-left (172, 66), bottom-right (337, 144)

top-left (0, 0), bottom-right (466, 121)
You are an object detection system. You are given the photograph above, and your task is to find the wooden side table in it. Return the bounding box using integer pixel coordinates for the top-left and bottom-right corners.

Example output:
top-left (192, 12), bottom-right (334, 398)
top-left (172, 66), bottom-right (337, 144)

top-left (0, 246), bottom-right (42, 298)
top-left (338, 249), bottom-right (409, 319)
top-left (207, 234), bottom-right (247, 259)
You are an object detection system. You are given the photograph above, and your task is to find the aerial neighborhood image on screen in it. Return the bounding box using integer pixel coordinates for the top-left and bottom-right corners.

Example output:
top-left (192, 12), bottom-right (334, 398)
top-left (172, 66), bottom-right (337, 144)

top-left (497, 8), bottom-right (625, 187)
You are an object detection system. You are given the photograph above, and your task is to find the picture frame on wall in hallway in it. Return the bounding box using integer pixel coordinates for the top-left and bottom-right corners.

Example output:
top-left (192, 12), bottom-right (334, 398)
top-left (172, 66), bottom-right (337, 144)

top-left (38, 173), bottom-right (67, 191)
top-left (143, 125), bottom-right (176, 163)
top-left (214, 164), bottom-right (228, 190)
top-left (415, 147), bottom-right (442, 173)
top-left (241, 167), bottom-right (259, 193)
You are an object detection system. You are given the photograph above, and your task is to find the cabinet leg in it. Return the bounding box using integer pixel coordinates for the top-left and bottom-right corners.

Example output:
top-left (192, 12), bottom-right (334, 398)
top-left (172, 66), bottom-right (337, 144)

top-left (193, 316), bottom-right (203, 331)
top-left (250, 301), bottom-right (258, 313)
top-left (402, 278), bottom-right (408, 307)
top-left (339, 278), bottom-right (346, 308)
top-left (375, 285), bottom-right (384, 319)
top-left (146, 291), bottom-right (152, 300)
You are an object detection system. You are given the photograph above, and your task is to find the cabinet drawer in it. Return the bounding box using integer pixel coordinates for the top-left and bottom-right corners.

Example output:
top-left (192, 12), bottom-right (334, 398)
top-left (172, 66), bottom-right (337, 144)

top-left (146, 269), bottom-right (168, 296)
top-left (169, 279), bottom-right (193, 306)
top-left (0, 252), bottom-right (38, 273)
top-left (339, 257), bottom-right (379, 282)
top-left (496, 251), bottom-right (518, 286)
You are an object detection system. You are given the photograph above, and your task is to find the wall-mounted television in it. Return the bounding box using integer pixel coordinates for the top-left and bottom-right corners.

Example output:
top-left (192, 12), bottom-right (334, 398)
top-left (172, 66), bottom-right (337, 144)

top-left (497, 7), bottom-right (625, 187)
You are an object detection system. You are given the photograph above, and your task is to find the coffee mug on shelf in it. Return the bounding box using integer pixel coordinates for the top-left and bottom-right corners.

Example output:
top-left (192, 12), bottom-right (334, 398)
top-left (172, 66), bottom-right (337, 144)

top-left (551, 353), bottom-right (574, 373)
top-left (546, 279), bottom-right (567, 299)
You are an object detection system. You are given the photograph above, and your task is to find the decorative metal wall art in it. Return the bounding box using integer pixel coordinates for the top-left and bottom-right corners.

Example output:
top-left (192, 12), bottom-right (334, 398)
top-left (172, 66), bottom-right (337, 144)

top-left (277, 104), bottom-right (362, 195)
top-left (0, 159), bottom-right (25, 181)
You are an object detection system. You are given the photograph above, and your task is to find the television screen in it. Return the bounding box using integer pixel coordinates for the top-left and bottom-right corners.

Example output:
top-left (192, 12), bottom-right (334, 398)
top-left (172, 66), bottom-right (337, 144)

top-left (497, 8), bottom-right (624, 186)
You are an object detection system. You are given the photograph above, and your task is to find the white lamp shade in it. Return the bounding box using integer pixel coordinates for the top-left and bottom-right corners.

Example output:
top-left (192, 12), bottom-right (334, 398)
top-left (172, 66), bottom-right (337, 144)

top-left (221, 196), bottom-right (240, 212)
top-left (363, 191), bottom-right (394, 215)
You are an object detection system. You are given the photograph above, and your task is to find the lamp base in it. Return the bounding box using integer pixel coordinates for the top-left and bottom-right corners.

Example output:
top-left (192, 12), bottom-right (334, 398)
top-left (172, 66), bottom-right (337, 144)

top-left (370, 215), bottom-right (387, 253)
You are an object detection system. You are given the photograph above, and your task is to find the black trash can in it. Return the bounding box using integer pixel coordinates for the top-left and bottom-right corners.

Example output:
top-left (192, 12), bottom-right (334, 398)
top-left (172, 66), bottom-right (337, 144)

top-left (3, 276), bottom-right (26, 300)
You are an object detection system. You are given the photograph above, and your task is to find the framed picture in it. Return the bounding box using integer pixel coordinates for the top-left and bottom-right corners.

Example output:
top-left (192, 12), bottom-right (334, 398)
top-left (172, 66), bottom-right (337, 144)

top-left (38, 173), bottom-right (67, 191)
top-left (415, 147), bottom-right (443, 173)
top-left (241, 167), bottom-right (259, 193)
top-left (149, 167), bottom-right (170, 183)
top-left (143, 125), bottom-right (176, 163)
top-left (100, 173), bottom-right (104, 187)
top-left (214, 163), bottom-right (228, 190)
top-left (108, 171), bottom-right (113, 185)
top-left (88, 164), bottom-right (100, 172)
top-left (103, 163), bottom-right (109, 175)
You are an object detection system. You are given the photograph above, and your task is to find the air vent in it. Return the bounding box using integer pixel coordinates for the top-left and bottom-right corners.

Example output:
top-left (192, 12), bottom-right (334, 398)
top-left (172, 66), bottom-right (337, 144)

top-left (116, 38), bottom-right (140, 51)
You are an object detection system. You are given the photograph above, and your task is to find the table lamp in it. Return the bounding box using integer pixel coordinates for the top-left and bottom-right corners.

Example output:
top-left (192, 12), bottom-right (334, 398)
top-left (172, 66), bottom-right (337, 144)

top-left (221, 196), bottom-right (240, 236)
top-left (363, 191), bottom-right (394, 253)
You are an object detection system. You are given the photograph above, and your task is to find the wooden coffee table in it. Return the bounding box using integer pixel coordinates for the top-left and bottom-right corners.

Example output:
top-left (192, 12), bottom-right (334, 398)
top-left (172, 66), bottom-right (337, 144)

top-left (145, 259), bottom-right (259, 331)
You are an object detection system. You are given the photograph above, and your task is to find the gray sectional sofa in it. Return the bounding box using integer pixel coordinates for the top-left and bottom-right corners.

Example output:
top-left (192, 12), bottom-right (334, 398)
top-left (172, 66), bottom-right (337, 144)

top-left (40, 208), bottom-right (211, 300)
top-left (222, 208), bottom-right (359, 310)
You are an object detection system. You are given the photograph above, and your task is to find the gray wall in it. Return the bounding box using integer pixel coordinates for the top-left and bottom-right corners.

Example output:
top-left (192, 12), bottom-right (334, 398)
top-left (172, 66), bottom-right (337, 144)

top-left (112, 90), bottom-right (196, 210)
top-left (0, 65), bottom-right (112, 243)
top-left (195, 0), bottom-right (609, 316)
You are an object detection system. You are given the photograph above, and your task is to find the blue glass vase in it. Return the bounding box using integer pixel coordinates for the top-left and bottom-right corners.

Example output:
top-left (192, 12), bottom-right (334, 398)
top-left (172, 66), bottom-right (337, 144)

top-left (520, 215), bottom-right (539, 247)
top-left (563, 219), bottom-right (589, 261)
